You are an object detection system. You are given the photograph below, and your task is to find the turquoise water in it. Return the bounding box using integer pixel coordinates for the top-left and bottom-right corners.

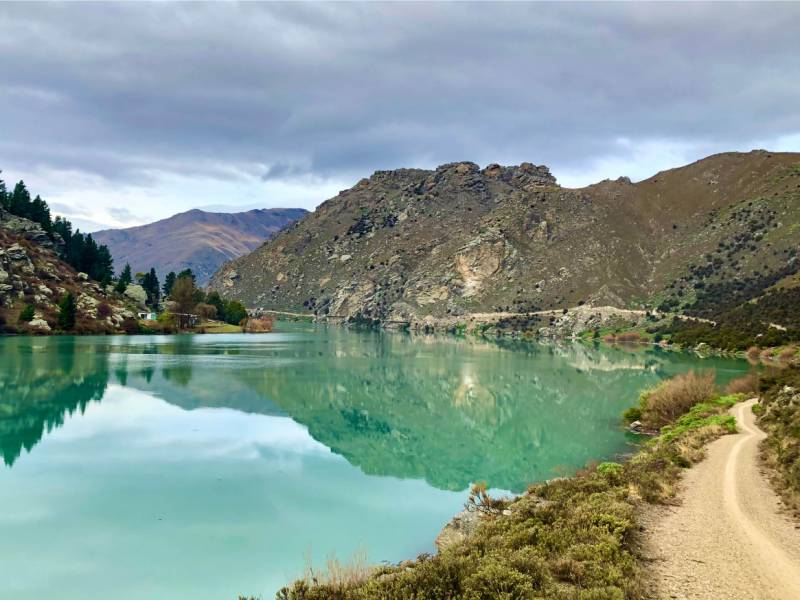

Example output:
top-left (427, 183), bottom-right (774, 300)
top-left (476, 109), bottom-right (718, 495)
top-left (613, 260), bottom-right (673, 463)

top-left (0, 326), bottom-right (749, 599)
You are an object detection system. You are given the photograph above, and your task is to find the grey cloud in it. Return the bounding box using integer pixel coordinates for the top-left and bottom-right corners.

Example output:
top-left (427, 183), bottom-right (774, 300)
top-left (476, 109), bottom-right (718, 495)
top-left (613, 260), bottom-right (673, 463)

top-left (107, 206), bottom-right (136, 222)
top-left (0, 2), bottom-right (798, 191)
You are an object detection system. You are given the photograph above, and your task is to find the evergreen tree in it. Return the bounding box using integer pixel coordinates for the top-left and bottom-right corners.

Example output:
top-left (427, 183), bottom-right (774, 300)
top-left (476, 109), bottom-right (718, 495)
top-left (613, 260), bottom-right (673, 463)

top-left (115, 263), bottom-right (132, 293)
top-left (223, 300), bottom-right (247, 325)
top-left (162, 271), bottom-right (177, 297)
top-left (177, 268), bottom-right (196, 285)
top-left (139, 268), bottom-right (160, 307)
top-left (0, 173), bottom-right (7, 209)
top-left (58, 292), bottom-right (77, 330)
top-left (206, 291), bottom-right (226, 322)
top-left (19, 304), bottom-right (35, 322)
top-left (30, 195), bottom-right (52, 232)
top-left (10, 181), bottom-right (32, 218)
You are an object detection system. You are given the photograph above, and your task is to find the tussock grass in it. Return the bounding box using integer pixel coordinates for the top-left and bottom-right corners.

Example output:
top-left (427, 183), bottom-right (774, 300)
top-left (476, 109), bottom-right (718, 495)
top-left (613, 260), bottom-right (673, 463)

top-left (270, 373), bottom-right (742, 600)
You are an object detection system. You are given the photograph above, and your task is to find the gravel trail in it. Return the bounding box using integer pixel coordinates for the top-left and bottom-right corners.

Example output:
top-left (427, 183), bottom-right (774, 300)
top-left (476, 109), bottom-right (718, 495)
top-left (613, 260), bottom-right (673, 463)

top-left (643, 399), bottom-right (800, 600)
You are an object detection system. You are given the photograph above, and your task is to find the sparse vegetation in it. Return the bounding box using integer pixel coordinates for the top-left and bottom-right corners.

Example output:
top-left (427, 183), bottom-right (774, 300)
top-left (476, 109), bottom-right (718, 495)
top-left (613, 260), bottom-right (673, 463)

top-left (272, 372), bottom-right (741, 600)
top-left (756, 367), bottom-right (800, 516)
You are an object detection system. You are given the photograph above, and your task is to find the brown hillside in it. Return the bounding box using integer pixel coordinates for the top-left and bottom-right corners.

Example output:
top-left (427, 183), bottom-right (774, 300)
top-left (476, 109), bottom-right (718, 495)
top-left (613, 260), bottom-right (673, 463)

top-left (209, 151), bottom-right (800, 327)
top-left (93, 207), bottom-right (307, 285)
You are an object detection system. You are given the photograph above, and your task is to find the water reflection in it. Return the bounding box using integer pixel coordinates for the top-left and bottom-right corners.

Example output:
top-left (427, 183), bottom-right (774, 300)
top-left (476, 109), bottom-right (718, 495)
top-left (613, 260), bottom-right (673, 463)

top-left (0, 329), bottom-right (748, 492)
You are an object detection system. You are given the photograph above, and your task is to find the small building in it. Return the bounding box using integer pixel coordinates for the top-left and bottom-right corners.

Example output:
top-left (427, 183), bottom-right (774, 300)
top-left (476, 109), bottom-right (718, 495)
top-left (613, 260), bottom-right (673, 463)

top-left (137, 311), bottom-right (158, 321)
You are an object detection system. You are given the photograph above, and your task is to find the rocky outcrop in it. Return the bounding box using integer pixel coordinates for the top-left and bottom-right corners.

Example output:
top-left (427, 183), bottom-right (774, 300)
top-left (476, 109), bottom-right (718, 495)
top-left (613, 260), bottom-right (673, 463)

top-left (0, 209), bottom-right (131, 333)
top-left (209, 151), bottom-right (800, 330)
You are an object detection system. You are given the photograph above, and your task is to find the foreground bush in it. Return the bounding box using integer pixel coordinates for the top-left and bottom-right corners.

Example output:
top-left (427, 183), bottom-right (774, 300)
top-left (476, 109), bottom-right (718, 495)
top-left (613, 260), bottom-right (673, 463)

top-left (629, 371), bottom-right (716, 430)
top-left (269, 373), bottom-right (742, 600)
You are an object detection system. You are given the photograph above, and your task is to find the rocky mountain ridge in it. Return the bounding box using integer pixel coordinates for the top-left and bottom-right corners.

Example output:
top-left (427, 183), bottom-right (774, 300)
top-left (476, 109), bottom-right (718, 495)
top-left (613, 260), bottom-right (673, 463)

top-left (209, 151), bottom-right (800, 330)
top-left (94, 207), bottom-right (307, 285)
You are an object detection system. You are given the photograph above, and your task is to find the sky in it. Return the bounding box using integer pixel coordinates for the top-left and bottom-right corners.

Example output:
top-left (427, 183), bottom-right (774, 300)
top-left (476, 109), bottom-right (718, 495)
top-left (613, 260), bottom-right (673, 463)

top-left (1, 2), bottom-right (799, 232)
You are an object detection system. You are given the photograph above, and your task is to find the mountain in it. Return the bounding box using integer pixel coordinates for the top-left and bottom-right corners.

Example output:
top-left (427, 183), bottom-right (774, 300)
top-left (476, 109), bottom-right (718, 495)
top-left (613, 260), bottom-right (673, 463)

top-left (93, 208), bottom-right (307, 285)
top-left (208, 151), bottom-right (800, 330)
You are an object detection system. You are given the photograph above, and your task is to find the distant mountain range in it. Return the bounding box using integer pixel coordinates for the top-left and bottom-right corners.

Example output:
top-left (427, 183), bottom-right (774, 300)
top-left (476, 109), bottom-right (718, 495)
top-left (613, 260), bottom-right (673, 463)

top-left (93, 208), bottom-right (307, 285)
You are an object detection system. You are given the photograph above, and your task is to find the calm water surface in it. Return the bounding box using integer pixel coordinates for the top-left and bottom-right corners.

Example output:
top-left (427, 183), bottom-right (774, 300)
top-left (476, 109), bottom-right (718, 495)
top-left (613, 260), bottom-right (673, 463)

top-left (0, 325), bottom-right (749, 599)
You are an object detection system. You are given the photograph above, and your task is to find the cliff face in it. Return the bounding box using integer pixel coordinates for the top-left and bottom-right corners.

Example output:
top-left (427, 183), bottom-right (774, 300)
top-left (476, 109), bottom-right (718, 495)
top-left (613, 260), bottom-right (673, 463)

top-left (93, 207), bottom-right (308, 285)
top-left (0, 208), bottom-right (132, 333)
top-left (209, 151), bottom-right (800, 327)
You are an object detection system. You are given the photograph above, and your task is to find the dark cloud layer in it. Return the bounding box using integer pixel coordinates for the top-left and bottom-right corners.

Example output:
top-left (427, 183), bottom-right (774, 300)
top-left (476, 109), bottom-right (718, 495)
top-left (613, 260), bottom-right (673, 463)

top-left (1, 2), bottom-right (799, 192)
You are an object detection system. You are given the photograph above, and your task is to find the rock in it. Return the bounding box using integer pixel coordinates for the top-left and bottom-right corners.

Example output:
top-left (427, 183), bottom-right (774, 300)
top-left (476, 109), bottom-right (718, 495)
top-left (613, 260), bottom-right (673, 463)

top-left (340, 254), bottom-right (352, 262)
top-left (123, 284), bottom-right (148, 307)
top-left (29, 318), bottom-right (51, 332)
top-left (435, 509), bottom-right (482, 552)
top-left (629, 420), bottom-right (643, 433)
top-left (0, 268), bottom-right (7, 283)
top-left (6, 243), bottom-right (28, 261)
top-left (76, 272), bottom-right (89, 281)
top-left (77, 293), bottom-right (100, 318)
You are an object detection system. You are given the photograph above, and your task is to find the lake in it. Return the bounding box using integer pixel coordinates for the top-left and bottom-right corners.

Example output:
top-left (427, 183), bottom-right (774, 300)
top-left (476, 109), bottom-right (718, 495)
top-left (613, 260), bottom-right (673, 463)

top-left (0, 325), bottom-right (749, 599)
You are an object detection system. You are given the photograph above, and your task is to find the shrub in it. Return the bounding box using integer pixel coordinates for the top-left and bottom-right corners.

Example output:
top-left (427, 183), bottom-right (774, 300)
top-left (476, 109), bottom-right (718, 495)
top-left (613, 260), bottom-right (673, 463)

top-left (121, 317), bottom-right (141, 335)
top-left (57, 292), bottom-right (77, 330)
top-left (615, 332), bottom-right (642, 343)
top-left (97, 302), bottom-right (112, 318)
top-left (746, 346), bottom-right (761, 360)
top-left (637, 370), bottom-right (716, 429)
top-left (777, 345), bottom-right (798, 361)
top-left (195, 302), bottom-right (217, 320)
top-left (725, 372), bottom-right (760, 395)
top-left (18, 304), bottom-right (35, 322)
top-left (243, 315), bottom-right (274, 333)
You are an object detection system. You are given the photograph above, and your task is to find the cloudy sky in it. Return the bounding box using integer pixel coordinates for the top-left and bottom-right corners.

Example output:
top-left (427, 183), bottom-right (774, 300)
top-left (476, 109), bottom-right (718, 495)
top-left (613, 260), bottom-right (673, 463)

top-left (1, 2), bottom-right (799, 231)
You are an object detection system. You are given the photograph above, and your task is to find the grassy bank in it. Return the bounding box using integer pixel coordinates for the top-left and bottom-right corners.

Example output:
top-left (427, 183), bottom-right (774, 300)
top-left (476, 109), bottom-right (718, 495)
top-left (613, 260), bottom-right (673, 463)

top-left (757, 367), bottom-right (800, 516)
top-left (263, 374), bottom-right (747, 600)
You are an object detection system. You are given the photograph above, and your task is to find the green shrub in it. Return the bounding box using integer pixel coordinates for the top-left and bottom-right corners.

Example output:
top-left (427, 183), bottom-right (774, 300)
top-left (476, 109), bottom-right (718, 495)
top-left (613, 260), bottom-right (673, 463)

top-left (18, 304), bottom-right (35, 322)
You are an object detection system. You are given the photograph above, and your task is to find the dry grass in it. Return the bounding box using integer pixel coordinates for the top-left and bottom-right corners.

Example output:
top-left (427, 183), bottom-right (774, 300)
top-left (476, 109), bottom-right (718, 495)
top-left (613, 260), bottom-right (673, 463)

top-left (243, 316), bottom-right (275, 333)
top-left (725, 372), bottom-right (760, 395)
top-left (777, 345), bottom-right (798, 361)
top-left (639, 370), bottom-right (717, 429)
top-left (275, 549), bottom-right (374, 599)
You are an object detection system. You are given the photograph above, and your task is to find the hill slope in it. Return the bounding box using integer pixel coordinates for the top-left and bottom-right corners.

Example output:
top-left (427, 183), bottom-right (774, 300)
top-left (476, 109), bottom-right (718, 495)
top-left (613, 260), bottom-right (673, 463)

top-left (94, 208), bottom-right (307, 285)
top-left (0, 208), bottom-right (133, 333)
top-left (209, 151), bottom-right (800, 327)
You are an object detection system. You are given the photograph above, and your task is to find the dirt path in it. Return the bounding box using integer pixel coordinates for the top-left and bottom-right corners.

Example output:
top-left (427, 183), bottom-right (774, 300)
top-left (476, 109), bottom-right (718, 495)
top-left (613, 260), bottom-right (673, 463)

top-left (643, 399), bottom-right (800, 599)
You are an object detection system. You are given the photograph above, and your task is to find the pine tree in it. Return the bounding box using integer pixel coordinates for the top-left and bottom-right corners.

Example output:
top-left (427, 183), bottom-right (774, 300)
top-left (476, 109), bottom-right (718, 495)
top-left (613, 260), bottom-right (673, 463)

top-left (162, 271), bottom-right (177, 297)
top-left (10, 181), bottom-right (32, 218)
top-left (58, 292), bottom-right (77, 330)
top-left (206, 291), bottom-right (226, 322)
top-left (115, 263), bottom-right (132, 294)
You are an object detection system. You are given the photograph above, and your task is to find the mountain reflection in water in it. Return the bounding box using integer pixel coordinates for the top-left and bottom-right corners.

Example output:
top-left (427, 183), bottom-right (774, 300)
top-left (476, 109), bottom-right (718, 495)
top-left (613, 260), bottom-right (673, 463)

top-left (0, 328), bottom-right (748, 493)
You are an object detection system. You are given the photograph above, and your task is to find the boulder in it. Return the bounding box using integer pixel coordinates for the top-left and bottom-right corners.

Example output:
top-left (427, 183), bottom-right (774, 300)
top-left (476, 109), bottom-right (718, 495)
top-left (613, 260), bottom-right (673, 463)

top-left (435, 509), bottom-right (482, 552)
top-left (29, 318), bottom-right (51, 332)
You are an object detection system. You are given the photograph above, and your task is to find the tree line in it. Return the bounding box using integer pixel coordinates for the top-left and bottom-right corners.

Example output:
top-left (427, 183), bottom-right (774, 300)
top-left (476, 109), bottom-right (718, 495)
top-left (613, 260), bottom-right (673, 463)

top-left (114, 265), bottom-right (247, 326)
top-left (0, 173), bottom-right (114, 283)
